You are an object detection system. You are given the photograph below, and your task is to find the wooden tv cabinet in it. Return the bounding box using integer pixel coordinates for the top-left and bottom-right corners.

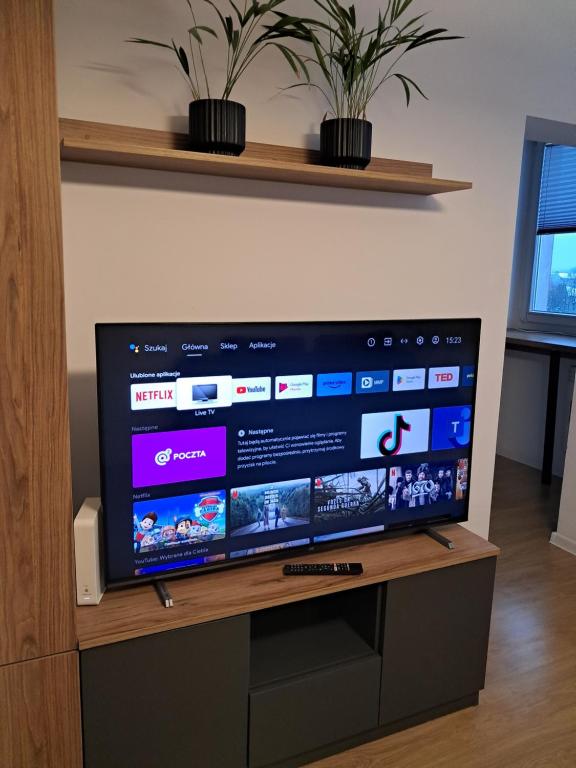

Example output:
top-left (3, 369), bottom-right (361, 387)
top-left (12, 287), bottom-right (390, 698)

top-left (77, 525), bottom-right (499, 768)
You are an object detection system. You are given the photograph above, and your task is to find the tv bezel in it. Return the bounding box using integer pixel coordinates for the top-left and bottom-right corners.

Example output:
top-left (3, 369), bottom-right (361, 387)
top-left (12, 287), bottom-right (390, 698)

top-left (96, 318), bottom-right (481, 588)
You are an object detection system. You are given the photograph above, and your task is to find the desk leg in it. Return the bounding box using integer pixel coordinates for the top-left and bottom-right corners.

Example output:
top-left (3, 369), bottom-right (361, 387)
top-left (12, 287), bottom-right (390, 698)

top-left (542, 353), bottom-right (561, 485)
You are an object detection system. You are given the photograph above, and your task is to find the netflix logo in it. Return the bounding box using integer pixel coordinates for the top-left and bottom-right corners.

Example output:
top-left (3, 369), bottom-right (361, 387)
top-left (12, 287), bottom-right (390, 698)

top-left (131, 382), bottom-right (177, 411)
top-left (428, 367), bottom-right (460, 389)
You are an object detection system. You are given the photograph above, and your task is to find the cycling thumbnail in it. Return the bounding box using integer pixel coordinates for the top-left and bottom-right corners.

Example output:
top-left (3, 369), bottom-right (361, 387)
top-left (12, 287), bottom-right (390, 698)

top-left (230, 478), bottom-right (311, 537)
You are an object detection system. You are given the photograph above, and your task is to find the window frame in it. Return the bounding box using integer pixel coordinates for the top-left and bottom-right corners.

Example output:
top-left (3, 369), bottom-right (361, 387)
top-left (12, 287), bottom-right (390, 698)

top-left (509, 118), bottom-right (576, 335)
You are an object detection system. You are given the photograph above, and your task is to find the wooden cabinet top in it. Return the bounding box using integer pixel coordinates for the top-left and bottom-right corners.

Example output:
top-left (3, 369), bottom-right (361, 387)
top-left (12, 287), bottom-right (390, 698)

top-left (76, 525), bottom-right (499, 650)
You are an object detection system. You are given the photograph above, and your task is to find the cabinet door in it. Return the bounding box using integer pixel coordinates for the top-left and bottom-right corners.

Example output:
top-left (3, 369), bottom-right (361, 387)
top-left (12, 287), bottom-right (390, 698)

top-left (81, 615), bottom-right (249, 768)
top-left (380, 558), bottom-right (496, 725)
top-left (249, 655), bottom-right (381, 768)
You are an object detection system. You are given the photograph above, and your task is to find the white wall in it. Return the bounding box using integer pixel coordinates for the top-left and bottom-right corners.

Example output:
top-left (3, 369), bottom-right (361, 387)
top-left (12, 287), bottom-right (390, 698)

top-left (497, 352), bottom-right (576, 477)
top-left (55, 0), bottom-right (576, 538)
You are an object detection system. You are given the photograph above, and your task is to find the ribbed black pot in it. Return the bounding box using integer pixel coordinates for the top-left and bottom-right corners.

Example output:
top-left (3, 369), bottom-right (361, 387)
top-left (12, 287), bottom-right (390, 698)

top-left (320, 118), bottom-right (372, 170)
top-left (188, 99), bottom-right (246, 156)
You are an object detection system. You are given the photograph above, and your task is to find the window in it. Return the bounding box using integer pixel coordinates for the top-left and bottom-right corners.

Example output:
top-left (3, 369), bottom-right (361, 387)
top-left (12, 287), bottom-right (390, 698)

top-left (511, 127), bottom-right (576, 333)
top-left (530, 145), bottom-right (576, 318)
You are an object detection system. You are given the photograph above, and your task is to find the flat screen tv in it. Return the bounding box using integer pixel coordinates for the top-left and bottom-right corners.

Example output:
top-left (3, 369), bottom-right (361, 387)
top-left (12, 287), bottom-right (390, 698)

top-left (96, 319), bottom-right (480, 585)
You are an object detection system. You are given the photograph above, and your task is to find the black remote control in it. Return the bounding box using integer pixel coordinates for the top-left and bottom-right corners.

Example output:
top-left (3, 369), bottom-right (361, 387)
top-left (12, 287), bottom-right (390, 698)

top-left (283, 563), bottom-right (363, 576)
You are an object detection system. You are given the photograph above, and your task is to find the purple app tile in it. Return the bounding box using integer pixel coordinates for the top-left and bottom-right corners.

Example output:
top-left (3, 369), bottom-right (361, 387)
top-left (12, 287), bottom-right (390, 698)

top-left (132, 427), bottom-right (226, 488)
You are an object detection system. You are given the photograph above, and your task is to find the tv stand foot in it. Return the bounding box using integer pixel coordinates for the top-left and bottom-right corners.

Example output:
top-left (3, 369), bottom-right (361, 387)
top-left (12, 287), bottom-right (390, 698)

top-left (154, 580), bottom-right (174, 608)
top-left (423, 528), bottom-right (455, 550)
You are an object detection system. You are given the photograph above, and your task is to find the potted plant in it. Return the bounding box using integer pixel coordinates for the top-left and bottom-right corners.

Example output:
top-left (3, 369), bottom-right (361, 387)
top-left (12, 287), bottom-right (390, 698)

top-left (269, 0), bottom-right (462, 169)
top-left (127, 0), bottom-right (307, 156)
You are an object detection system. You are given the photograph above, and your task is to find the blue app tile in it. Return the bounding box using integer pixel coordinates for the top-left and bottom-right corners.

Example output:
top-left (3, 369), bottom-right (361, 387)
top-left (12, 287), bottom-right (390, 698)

top-left (355, 371), bottom-right (390, 394)
top-left (432, 406), bottom-right (473, 450)
top-left (316, 372), bottom-right (353, 397)
top-left (462, 366), bottom-right (476, 387)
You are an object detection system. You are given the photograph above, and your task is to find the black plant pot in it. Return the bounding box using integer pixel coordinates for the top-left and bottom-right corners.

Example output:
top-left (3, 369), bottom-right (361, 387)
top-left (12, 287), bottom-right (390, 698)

top-left (188, 99), bottom-right (246, 156)
top-left (320, 118), bottom-right (372, 170)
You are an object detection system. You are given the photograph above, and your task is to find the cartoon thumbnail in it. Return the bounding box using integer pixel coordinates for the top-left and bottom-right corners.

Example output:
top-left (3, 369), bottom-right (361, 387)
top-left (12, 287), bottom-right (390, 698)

top-left (230, 478), bottom-right (311, 537)
top-left (133, 490), bottom-right (226, 554)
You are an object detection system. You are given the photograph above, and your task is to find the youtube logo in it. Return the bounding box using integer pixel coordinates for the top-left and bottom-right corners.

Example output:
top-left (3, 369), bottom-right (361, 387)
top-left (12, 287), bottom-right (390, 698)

top-left (232, 377), bottom-right (271, 403)
top-left (428, 367), bottom-right (460, 389)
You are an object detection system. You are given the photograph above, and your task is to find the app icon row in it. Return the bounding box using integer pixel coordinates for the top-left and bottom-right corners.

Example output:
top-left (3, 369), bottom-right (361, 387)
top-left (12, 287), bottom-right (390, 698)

top-left (130, 366), bottom-right (475, 411)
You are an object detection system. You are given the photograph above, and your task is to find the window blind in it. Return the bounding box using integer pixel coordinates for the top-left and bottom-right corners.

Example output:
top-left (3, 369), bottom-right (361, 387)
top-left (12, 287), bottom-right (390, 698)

top-left (537, 144), bottom-right (576, 235)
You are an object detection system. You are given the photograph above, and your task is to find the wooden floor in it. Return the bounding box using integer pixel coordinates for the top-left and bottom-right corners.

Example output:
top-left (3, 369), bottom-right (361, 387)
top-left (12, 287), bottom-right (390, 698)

top-left (310, 457), bottom-right (576, 768)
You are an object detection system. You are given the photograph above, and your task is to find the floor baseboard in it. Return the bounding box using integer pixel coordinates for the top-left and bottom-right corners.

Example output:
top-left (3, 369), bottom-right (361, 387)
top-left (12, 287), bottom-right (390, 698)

top-left (550, 531), bottom-right (576, 556)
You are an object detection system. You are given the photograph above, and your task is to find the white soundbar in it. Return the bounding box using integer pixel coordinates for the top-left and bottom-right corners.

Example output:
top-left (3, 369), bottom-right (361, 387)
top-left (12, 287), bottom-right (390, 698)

top-left (74, 497), bottom-right (105, 605)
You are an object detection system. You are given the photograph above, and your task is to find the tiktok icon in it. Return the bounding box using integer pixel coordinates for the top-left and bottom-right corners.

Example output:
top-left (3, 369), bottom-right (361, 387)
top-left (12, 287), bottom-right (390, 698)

top-left (360, 409), bottom-right (430, 460)
top-left (378, 414), bottom-right (412, 456)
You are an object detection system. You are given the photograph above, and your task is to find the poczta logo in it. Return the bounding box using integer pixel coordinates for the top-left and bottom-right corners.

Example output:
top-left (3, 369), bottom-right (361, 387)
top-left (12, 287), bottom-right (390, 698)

top-left (154, 447), bottom-right (207, 466)
top-left (377, 414), bottom-right (412, 456)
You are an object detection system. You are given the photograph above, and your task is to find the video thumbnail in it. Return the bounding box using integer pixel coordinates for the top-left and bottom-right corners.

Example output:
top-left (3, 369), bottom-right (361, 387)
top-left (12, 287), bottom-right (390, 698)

top-left (133, 490), bottom-right (226, 554)
top-left (456, 458), bottom-right (469, 500)
top-left (230, 538), bottom-right (310, 559)
top-left (313, 468), bottom-right (387, 534)
top-left (388, 462), bottom-right (459, 510)
top-left (230, 478), bottom-right (311, 537)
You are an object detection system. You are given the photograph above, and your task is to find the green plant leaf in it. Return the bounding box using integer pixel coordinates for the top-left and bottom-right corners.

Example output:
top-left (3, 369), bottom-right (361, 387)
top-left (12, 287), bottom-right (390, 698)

top-left (189, 25), bottom-right (218, 42)
top-left (396, 0), bottom-right (416, 21)
top-left (171, 39), bottom-right (191, 76)
top-left (393, 72), bottom-right (427, 106)
top-left (227, 0), bottom-right (244, 25)
top-left (203, 0), bottom-right (230, 38)
top-left (275, 44), bottom-right (300, 75)
top-left (125, 37), bottom-right (173, 50)
top-left (406, 28), bottom-right (462, 50)
top-left (225, 15), bottom-right (235, 45)
top-left (272, 43), bottom-right (310, 80)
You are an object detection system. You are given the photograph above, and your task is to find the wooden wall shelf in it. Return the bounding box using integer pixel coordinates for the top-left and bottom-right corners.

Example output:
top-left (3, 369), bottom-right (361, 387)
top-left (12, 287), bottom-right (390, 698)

top-left (59, 118), bottom-right (472, 196)
top-left (76, 524), bottom-right (498, 650)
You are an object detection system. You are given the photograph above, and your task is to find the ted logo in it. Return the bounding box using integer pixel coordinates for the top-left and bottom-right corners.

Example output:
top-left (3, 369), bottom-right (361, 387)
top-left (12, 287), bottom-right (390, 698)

top-left (428, 367), bottom-right (460, 390)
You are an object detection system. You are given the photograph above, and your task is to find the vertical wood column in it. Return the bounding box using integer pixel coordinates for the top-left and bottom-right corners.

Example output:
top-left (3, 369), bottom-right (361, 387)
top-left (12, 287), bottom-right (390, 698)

top-left (0, 0), bottom-right (76, 664)
top-left (0, 0), bottom-right (81, 764)
top-left (0, 654), bottom-right (82, 767)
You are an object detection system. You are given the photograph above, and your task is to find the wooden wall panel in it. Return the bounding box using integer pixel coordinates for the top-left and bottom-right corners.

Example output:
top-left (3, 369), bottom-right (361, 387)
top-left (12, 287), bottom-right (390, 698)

top-left (0, 0), bottom-right (76, 663)
top-left (0, 653), bottom-right (82, 767)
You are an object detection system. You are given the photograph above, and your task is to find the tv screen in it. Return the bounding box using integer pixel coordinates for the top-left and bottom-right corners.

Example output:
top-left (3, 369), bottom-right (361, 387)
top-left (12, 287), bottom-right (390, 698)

top-left (96, 319), bottom-right (480, 585)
